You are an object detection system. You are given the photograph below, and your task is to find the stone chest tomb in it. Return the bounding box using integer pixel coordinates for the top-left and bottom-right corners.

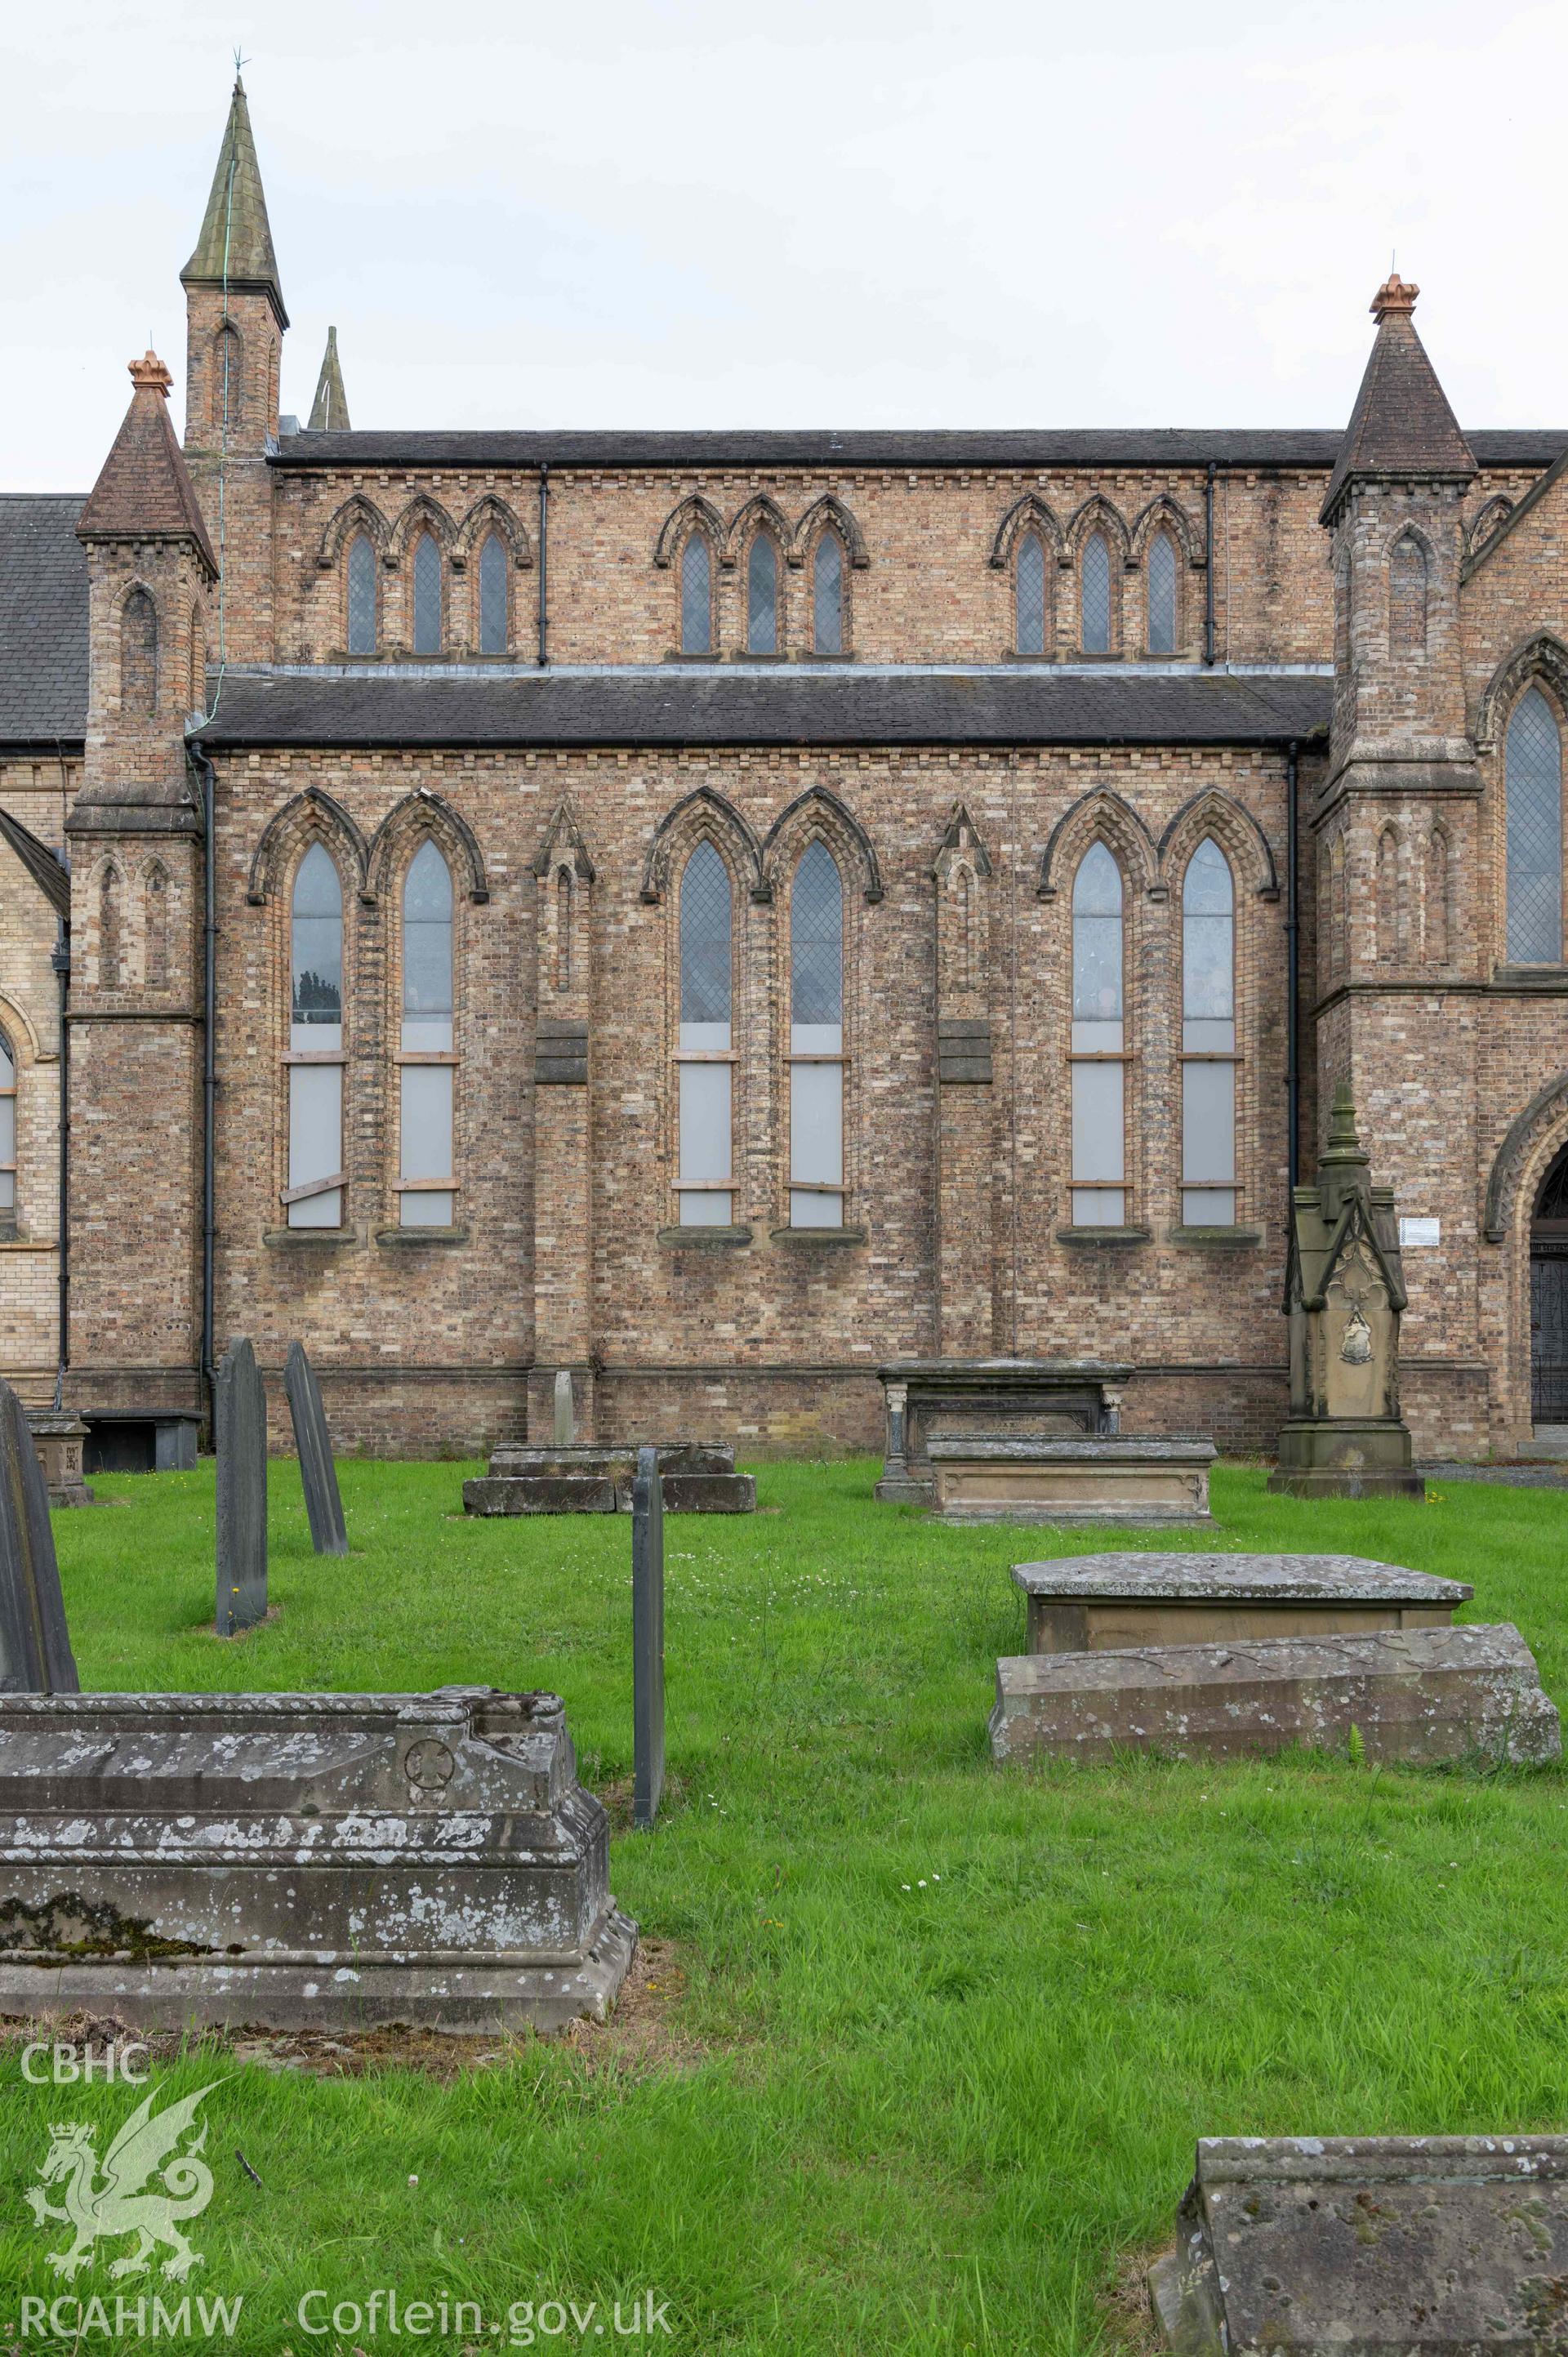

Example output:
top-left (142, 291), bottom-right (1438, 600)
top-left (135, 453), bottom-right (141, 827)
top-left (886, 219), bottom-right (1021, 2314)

top-left (1012, 1552), bottom-right (1470, 1654)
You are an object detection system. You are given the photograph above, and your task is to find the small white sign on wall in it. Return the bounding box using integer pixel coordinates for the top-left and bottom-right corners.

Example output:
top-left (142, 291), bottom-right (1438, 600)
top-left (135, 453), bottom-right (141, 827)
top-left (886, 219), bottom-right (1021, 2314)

top-left (1399, 1217), bottom-right (1441, 1249)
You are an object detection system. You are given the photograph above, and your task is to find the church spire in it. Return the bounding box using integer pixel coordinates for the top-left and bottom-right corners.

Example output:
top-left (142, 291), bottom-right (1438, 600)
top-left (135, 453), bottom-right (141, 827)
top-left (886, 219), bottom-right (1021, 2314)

top-left (180, 74), bottom-right (288, 330)
top-left (78, 352), bottom-right (217, 575)
top-left (308, 327), bottom-right (350, 431)
top-left (1320, 274), bottom-right (1474, 526)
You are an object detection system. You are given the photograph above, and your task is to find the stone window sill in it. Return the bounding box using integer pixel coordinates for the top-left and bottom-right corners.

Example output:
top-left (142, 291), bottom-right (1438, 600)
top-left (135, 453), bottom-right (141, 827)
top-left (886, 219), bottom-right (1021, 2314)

top-left (769, 1224), bottom-right (868, 1245)
top-left (1055, 1223), bottom-right (1152, 1245)
top-left (263, 1226), bottom-right (357, 1249)
top-left (657, 1224), bottom-right (752, 1247)
top-left (1169, 1223), bottom-right (1263, 1249)
top-left (376, 1224), bottom-right (470, 1247)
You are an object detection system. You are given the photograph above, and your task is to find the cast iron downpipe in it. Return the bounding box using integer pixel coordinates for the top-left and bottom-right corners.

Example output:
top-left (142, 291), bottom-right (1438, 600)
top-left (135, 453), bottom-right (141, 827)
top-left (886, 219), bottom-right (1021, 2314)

top-left (1285, 737), bottom-right (1300, 1193)
top-left (1204, 461), bottom-right (1217, 666)
top-left (189, 742), bottom-right (219, 1432)
top-left (50, 914), bottom-right (69, 1410)
top-left (537, 463), bottom-right (550, 667)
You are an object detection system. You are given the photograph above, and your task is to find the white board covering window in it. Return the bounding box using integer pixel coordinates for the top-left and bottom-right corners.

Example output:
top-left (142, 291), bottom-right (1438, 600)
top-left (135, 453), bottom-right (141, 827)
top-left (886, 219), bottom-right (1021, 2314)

top-left (0, 1031), bottom-right (15, 1222)
top-left (287, 844), bottom-right (345, 1228)
top-left (1181, 836), bottom-right (1236, 1226)
top-left (790, 841), bottom-right (844, 1228)
top-left (676, 842), bottom-right (733, 1226)
top-left (1070, 843), bottom-right (1125, 1223)
top-left (399, 840), bottom-right (455, 1226)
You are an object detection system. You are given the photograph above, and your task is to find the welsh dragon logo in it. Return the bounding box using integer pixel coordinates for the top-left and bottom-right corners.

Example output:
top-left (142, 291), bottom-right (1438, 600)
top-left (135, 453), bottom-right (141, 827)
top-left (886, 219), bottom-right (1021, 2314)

top-left (24, 2079), bottom-right (225, 2281)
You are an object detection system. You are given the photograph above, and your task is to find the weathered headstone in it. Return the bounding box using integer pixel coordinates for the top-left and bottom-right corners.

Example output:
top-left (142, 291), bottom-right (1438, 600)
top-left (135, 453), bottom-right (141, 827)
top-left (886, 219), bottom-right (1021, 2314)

top-left (554, 1369), bottom-right (575, 1446)
top-left (283, 1340), bottom-right (348, 1557)
top-left (216, 1337), bottom-right (267, 1636)
top-left (0, 1380), bottom-right (78, 1694)
top-left (1150, 2133), bottom-right (1568, 2357)
top-left (25, 1409), bottom-right (93, 1508)
top-left (632, 1444), bottom-right (665, 1829)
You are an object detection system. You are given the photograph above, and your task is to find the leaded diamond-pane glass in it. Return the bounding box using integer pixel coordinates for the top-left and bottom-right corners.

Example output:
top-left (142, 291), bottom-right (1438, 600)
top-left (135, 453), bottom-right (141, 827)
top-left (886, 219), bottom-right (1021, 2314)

top-left (1081, 531), bottom-right (1111, 653)
top-left (347, 532), bottom-right (376, 655)
top-left (814, 532), bottom-right (843, 655)
top-left (1148, 531), bottom-right (1177, 654)
top-left (1508, 687), bottom-right (1563, 963)
top-left (413, 533), bottom-right (443, 655)
top-left (680, 842), bottom-right (732, 1026)
top-left (1071, 844), bottom-right (1122, 1029)
top-left (292, 844), bottom-right (342, 1036)
top-left (791, 842), bottom-right (843, 1025)
top-left (748, 535), bottom-right (778, 655)
top-left (479, 532), bottom-right (507, 654)
top-left (681, 536), bottom-right (711, 654)
top-left (1017, 531), bottom-right (1046, 656)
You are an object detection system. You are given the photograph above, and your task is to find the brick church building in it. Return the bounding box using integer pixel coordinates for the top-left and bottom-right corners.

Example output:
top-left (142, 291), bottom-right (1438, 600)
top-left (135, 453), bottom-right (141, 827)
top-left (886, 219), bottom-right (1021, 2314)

top-left (3, 77), bottom-right (1567, 1463)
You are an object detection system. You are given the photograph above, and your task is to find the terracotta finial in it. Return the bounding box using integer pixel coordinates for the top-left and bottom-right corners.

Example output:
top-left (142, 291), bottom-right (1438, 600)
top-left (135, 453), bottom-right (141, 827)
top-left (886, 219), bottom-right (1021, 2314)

top-left (127, 350), bottom-right (174, 399)
top-left (1370, 272), bottom-right (1419, 322)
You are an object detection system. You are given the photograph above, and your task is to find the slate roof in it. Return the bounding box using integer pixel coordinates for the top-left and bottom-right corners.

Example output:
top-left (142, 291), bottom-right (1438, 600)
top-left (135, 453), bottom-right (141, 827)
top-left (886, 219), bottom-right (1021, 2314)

top-left (77, 359), bottom-right (218, 573)
top-left (1321, 287), bottom-right (1477, 524)
top-left (0, 804), bottom-right (69, 916)
top-left (270, 426), bottom-right (1566, 474)
top-left (180, 76), bottom-right (287, 327)
top-left (196, 669), bottom-right (1331, 751)
top-left (0, 496), bottom-right (88, 746)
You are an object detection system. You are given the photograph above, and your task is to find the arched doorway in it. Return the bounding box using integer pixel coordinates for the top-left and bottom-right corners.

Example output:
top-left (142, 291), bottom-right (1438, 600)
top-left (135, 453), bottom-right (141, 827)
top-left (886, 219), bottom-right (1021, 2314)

top-left (1530, 1145), bottom-right (1568, 1424)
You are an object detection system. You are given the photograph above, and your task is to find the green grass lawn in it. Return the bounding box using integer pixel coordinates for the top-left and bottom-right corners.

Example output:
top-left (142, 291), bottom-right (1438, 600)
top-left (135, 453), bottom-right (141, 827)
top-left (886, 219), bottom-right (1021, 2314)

top-left (4, 1459), bottom-right (1568, 2355)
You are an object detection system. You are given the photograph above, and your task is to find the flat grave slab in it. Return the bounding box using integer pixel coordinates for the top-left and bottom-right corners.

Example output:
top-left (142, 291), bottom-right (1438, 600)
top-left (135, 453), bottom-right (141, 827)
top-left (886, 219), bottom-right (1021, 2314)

top-left (1150, 2132), bottom-right (1568, 2357)
top-left (0, 1685), bottom-right (635, 2033)
top-left (465, 1441), bottom-right (755, 1515)
top-left (989, 1622), bottom-right (1559, 1767)
top-left (929, 1437), bottom-right (1215, 1526)
top-left (1013, 1551), bottom-right (1471, 1654)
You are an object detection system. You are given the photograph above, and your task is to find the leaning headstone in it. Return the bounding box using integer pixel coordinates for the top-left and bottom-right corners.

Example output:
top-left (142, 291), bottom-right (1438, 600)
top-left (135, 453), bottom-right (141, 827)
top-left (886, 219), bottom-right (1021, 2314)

top-left (632, 1444), bottom-right (665, 1829)
top-left (283, 1340), bottom-right (348, 1557)
top-left (216, 1338), bottom-right (268, 1636)
top-left (1150, 2133), bottom-right (1568, 2357)
top-left (554, 1369), bottom-right (576, 1446)
top-left (0, 1380), bottom-right (78, 1694)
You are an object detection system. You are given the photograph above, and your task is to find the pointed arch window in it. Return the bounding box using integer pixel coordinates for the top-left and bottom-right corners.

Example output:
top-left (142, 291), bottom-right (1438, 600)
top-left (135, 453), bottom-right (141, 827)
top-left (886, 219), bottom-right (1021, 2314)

top-left (145, 862), bottom-right (169, 991)
top-left (747, 534), bottom-right (779, 656)
top-left (790, 841), bottom-right (844, 1228)
top-left (99, 868), bottom-right (122, 990)
top-left (1016, 530), bottom-right (1047, 657)
top-left (479, 532), bottom-right (507, 656)
top-left (681, 534), bottom-right (712, 656)
top-left (1070, 844), bottom-right (1125, 1223)
top-left (813, 532), bottom-right (844, 657)
top-left (675, 841), bottom-right (734, 1227)
top-left (1427, 830), bottom-right (1450, 966)
top-left (0, 1030), bottom-right (16, 1232)
top-left (413, 532), bottom-right (443, 656)
top-left (213, 323), bottom-right (243, 434)
top-left (1390, 534), bottom-right (1428, 659)
top-left (556, 868), bottom-right (572, 993)
top-left (398, 840), bottom-right (456, 1226)
top-left (1507, 687), bottom-right (1563, 965)
top-left (1080, 531), bottom-right (1111, 656)
top-left (287, 844), bottom-right (345, 1229)
top-left (347, 531), bottom-right (377, 656)
top-left (1181, 837), bottom-right (1236, 1227)
top-left (122, 589), bottom-right (158, 719)
top-left (1147, 530), bottom-right (1178, 656)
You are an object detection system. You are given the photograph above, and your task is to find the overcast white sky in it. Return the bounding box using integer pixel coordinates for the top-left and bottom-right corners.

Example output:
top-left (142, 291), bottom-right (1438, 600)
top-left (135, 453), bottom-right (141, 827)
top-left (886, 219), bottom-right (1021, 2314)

top-left (3, 0), bottom-right (1563, 491)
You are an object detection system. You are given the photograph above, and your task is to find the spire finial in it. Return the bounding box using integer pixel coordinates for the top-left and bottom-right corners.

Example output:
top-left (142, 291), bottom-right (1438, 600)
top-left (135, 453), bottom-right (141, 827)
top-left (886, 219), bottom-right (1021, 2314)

top-left (1370, 271), bottom-right (1419, 322)
top-left (127, 350), bottom-right (173, 399)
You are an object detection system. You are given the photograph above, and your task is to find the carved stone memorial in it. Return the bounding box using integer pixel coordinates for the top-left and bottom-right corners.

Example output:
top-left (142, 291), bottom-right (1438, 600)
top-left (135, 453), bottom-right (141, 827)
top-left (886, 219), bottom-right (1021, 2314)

top-left (25, 1409), bottom-right (93, 1508)
top-left (990, 1622), bottom-right (1560, 1767)
top-left (876, 1359), bottom-right (1129, 1504)
top-left (929, 1437), bottom-right (1215, 1525)
top-left (632, 1445), bottom-right (665, 1829)
top-left (216, 1337), bottom-right (268, 1635)
top-left (283, 1339), bottom-right (348, 1557)
top-left (465, 1441), bottom-right (754, 1515)
top-left (1012, 1552), bottom-right (1470, 1654)
top-left (0, 1685), bottom-right (636, 2031)
top-left (1150, 2134), bottom-right (1568, 2357)
top-left (0, 1379), bottom-right (79, 1695)
top-left (1269, 1084), bottom-right (1423, 1498)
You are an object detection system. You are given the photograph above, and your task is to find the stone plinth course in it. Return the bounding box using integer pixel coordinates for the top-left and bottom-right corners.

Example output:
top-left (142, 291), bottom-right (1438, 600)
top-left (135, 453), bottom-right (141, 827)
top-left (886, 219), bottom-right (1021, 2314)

top-left (989, 1623), bottom-right (1560, 1767)
top-left (929, 1437), bottom-right (1215, 1525)
top-left (0, 1685), bottom-right (636, 2033)
top-left (1013, 1551), bottom-right (1470, 1654)
top-left (1150, 2134), bottom-right (1568, 2357)
top-left (465, 1441), bottom-right (755, 1516)
top-left (876, 1359), bottom-right (1129, 1504)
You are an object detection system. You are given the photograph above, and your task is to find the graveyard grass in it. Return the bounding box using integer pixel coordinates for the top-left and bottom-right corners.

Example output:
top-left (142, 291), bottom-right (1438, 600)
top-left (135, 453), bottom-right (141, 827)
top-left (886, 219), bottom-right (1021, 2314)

top-left (7, 1461), bottom-right (1568, 2356)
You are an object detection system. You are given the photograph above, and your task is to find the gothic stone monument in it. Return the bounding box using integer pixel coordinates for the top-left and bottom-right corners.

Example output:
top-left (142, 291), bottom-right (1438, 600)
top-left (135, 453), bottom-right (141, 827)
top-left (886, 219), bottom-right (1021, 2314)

top-left (0, 1686), bottom-right (636, 2032)
top-left (1269, 1084), bottom-right (1423, 1498)
top-left (1150, 2135), bottom-right (1568, 2357)
top-left (0, 1379), bottom-right (79, 1694)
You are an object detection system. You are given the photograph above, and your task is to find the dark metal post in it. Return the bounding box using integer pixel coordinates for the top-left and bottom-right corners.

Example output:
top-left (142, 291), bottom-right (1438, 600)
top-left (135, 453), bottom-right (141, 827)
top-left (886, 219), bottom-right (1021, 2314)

top-left (1204, 461), bottom-right (1217, 666)
top-left (191, 744), bottom-right (219, 1437)
top-left (537, 464), bottom-right (550, 668)
top-left (50, 920), bottom-right (69, 1410)
top-left (631, 1445), bottom-right (665, 1829)
top-left (1285, 737), bottom-right (1300, 1192)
